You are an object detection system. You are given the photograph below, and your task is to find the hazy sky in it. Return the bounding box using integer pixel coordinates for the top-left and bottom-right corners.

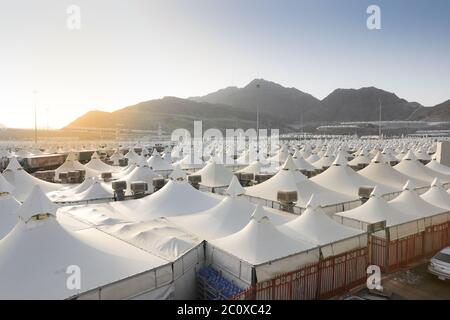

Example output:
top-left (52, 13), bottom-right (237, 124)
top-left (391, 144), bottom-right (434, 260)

top-left (1, 0), bottom-right (449, 128)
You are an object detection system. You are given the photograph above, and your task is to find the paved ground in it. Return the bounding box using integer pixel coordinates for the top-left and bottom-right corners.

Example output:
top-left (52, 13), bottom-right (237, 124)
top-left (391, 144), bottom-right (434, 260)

top-left (342, 260), bottom-right (450, 300)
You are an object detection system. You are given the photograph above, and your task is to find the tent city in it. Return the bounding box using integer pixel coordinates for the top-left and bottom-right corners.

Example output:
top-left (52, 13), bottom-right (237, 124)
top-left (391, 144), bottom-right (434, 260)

top-left (0, 0), bottom-right (449, 303)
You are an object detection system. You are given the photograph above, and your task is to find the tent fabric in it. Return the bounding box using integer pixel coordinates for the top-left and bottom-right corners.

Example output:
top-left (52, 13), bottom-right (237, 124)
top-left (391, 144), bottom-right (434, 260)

top-left (147, 151), bottom-right (174, 171)
top-left (119, 165), bottom-right (162, 194)
top-left (4, 162), bottom-right (65, 203)
top-left (47, 178), bottom-right (113, 203)
top-left (394, 154), bottom-right (450, 184)
top-left (245, 160), bottom-right (354, 208)
top-left (359, 152), bottom-right (428, 189)
top-left (0, 217), bottom-right (169, 299)
top-left (0, 194), bottom-right (21, 240)
top-left (311, 156), bottom-right (397, 197)
top-left (126, 179), bottom-right (221, 221)
top-left (278, 195), bottom-right (366, 257)
top-left (99, 220), bottom-right (202, 261)
top-left (209, 205), bottom-right (318, 266)
top-left (389, 184), bottom-right (448, 219)
top-left (421, 181), bottom-right (450, 210)
top-left (85, 157), bottom-right (118, 173)
top-left (194, 161), bottom-right (234, 188)
top-left (167, 196), bottom-right (293, 240)
top-left (426, 159), bottom-right (450, 176)
top-left (16, 185), bottom-right (58, 221)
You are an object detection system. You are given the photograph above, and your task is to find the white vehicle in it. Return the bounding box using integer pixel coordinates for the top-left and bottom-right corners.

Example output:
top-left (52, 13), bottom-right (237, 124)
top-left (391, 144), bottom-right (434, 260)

top-left (428, 247), bottom-right (450, 281)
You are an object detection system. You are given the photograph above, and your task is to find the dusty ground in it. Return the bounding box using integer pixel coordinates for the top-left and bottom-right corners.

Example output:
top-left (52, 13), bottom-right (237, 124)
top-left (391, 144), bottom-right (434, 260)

top-left (341, 260), bottom-right (450, 300)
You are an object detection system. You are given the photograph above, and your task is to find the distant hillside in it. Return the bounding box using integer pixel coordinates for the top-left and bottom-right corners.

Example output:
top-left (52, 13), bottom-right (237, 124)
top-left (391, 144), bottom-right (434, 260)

top-left (190, 79), bottom-right (324, 125)
top-left (409, 99), bottom-right (450, 121)
top-left (67, 96), bottom-right (284, 132)
top-left (66, 79), bottom-right (450, 133)
top-left (320, 87), bottom-right (423, 122)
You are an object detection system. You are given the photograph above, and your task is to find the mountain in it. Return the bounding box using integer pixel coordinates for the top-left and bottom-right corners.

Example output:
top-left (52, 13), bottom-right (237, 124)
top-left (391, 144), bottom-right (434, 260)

top-left (66, 96), bottom-right (280, 132)
top-left (409, 99), bottom-right (450, 121)
top-left (66, 79), bottom-right (450, 133)
top-left (320, 87), bottom-right (423, 122)
top-left (190, 79), bottom-right (324, 125)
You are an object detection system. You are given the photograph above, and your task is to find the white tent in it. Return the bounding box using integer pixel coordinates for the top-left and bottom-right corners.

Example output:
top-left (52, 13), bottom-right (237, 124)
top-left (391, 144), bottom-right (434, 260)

top-left (0, 176), bottom-right (21, 239)
top-left (246, 156), bottom-right (355, 208)
top-left (347, 150), bottom-right (371, 167)
top-left (207, 205), bottom-right (320, 284)
top-left (125, 167), bottom-right (221, 221)
top-left (109, 149), bottom-right (124, 166)
top-left (237, 160), bottom-right (262, 175)
top-left (85, 152), bottom-right (118, 173)
top-left (124, 148), bottom-right (140, 165)
top-left (292, 150), bottom-right (316, 172)
top-left (278, 195), bottom-right (366, 258)
top-left (147, 149), bottom-right (174, 172)
top-left (394, 151), bottom-right (450, 184)
top-left (193, 160), bottom-right (234, 188)
top-left (0, 193), bottom-right (170, 299)
top-left (311, 152), bottom-right (397, 197)
top-left (426, 158), bottom-right (450, 175)
top-left (389, 181), bottom-right (448, 225)
top-left (167, 177), bottom-right (292, 240)
top-left (3, 158), bottom-right (63, 202)
top-left (421, 178), bottom-right (450, 210)
top-left (47, 179), bottom-right (113, 203)
top-left (173, 152), bottom-right (204, 170)
top-left (334, 186), bottom-right (424, 240)
top-left (311, 149), bottom-right (335, 169)
top-left (120, 164), bottom-right (162, 195)
top-left (54, 153), bottom-right (99, 179)
top-left (359, 152), bottom-right (428, 190)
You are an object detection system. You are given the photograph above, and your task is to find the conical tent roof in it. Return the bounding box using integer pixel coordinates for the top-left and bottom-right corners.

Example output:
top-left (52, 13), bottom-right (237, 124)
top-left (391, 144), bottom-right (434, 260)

top-left (420, 178), bottom-right (450, 210)
top-left (128, 178), bottom-right (221, 221)
top-left (0, 214), bottom-right (167, 299)
top-left (311, 158), bottom-right (396, 197)
top-left (426, 159), bottom-right (450, 175)
top-left (348, 150), bottom-right (371, 166)
top-left (194, 160), bottom-right (234, 188)
top-left (0, 193), bottom-right (21, 240)
top-left (121, 165), bottom-right (161, 194)
top-left (359, 152), bottom-right (428, 189)
top-left (246, 160), bottom-right (354, 207)
top-left (237, 160), bottom-right (262, 175)
top-left (54, 155), bottom-right (98, 179)
top-left (394, 154), bottom-right (450, 183)
top-left (5, 157), bottom-right (22, 171)
top-left (226, 176), bottom-right (246, 197)
top-left (85, 155), bottom-right (117, 173)
top-left (16, 185), bottom-right (57, 221)
top-left (0, 173), bottom-right (14, 194)
top-left (279, 195), bottom-right (364, 246)
top-left (209, 205), bottom-right (318, 265)
top-left (336, 186), bottom-right (420, 227)
top-left (312, 150), bottom-right (335, 169)
top-left (3, 164), bottom-right (63, 202)
top-left (389, 181), bottom-right (446, 218)
top-left (147, 151), bottom-right (173, 171)
top-left (292, 151), bottom-right (316, 171)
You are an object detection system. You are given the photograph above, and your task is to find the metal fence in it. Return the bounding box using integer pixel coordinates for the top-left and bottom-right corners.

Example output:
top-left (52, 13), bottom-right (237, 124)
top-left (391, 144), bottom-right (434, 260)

top-left (231, 247), bottom-right (368, 300)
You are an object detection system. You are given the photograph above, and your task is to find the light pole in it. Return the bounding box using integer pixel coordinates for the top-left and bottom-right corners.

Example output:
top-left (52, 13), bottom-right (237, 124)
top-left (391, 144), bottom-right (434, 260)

top-left (378, 98), bottom-right (382, 140)
top-left (256, 83), bottom-right (260, 158)
top-left (33, 90), bottom-right (38, 145)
